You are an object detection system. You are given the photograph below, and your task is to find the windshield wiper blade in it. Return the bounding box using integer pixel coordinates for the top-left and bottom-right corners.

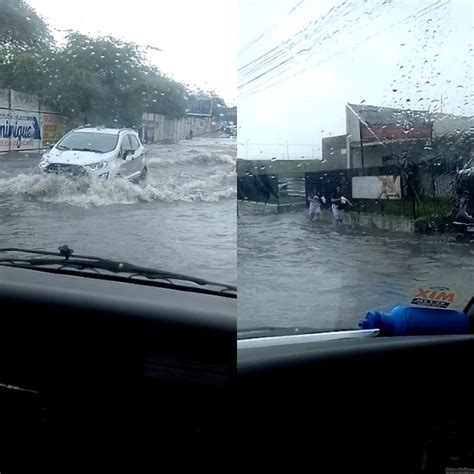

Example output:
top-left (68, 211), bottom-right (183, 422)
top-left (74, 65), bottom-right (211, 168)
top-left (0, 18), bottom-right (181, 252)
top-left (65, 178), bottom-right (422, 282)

top-left (0, 246), bottom-right (236, 292)
top-left (71, 148), bottom-right (103, 153)
top-left (238, 326), bottom-right (327, 339)
top-left (56, 145), bottom-right (70, 150)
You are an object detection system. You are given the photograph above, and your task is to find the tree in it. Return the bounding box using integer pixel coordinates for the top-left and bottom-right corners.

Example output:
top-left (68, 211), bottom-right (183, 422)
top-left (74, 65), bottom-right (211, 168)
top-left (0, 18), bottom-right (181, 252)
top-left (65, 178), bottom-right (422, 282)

top-left (0, 0), bottom-right (53, 53)
top-left (0, 1), bottom-right (220, 126)
top-left (143, 70), bottom-right (189, 119)
top-left (43, 33), bottom-right (191, 127)
top-left (0, 48), bottom-right (51, 95)
top-left (0, 0), bottom-right (54, 94)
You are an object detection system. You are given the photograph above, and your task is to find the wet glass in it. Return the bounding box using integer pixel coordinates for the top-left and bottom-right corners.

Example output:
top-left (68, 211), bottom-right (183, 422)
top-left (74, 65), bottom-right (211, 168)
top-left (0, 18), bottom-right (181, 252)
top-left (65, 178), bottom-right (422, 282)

top-left (237, 0), bottom-right (473, 333)
top-left (57, 132), bottom-right (119, 152)
top-left (0, 0), bottom-right (236, 287)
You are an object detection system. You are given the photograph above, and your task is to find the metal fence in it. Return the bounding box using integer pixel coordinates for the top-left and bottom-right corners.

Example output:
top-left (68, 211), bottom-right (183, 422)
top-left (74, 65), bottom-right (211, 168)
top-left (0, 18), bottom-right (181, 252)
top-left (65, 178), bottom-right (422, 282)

top-left (141, 113), bottom-right (215, 144)
top-left (237, 162), bottom-right (464, 219)
top-left (238, 142), bottom-right (321, 160)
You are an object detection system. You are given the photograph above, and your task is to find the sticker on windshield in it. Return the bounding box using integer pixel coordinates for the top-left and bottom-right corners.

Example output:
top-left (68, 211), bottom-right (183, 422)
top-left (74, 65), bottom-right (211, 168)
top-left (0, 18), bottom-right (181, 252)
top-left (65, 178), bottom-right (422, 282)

top-left (410, 287), bottom-right (459, 310)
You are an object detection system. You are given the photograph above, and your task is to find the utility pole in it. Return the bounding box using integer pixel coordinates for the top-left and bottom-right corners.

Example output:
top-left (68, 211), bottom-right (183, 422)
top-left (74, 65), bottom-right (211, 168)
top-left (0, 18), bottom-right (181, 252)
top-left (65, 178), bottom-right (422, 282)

top-left (359, 120), bottom-right (365, 173)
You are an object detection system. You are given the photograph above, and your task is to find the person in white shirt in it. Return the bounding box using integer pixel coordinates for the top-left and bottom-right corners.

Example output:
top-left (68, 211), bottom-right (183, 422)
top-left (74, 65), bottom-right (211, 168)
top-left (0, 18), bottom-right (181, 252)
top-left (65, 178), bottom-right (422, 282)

top-left (307, 190), bottom-right (325, 221)
top-left (331, 186), bottom-right (353, 223)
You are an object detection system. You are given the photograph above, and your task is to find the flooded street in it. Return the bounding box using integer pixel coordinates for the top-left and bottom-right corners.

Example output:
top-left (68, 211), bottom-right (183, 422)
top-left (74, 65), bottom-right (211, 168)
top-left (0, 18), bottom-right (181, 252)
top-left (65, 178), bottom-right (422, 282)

top-left (238, 207), bottom-right (474, 331)
top-left (0, 136), bottom-right (236, 285)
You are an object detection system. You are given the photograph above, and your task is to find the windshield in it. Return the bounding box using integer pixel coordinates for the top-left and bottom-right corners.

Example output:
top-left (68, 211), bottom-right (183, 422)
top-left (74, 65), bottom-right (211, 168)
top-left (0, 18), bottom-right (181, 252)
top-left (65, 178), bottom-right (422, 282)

top-left (57, 132), bottom-right (119, 153)
top-left (0, 0), bottom-right (236, 288)
top-left (238, 0), bottom-right (473, 332)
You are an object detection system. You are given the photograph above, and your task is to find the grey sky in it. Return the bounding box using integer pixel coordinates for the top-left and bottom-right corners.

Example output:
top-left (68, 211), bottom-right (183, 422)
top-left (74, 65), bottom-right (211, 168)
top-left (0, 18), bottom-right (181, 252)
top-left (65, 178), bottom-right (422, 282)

top-left (27, 0), bottom-right (236, 105)
top-left (238, 0), bottom-right (473, 160)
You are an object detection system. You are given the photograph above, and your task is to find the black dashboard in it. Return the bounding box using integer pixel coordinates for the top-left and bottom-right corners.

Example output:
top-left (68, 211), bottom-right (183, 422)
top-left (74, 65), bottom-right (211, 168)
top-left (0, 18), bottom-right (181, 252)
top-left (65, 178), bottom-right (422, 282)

top-left (0, 265), bottom-right (235, 470)
top-left (238, 334), bottom-right (474, 473)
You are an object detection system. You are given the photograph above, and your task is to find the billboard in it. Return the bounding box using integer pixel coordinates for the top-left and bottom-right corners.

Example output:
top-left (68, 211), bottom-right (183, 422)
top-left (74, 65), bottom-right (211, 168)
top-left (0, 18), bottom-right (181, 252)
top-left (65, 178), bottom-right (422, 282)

top-left (41, 113), bottom-right (65, 147)
top-left (361, 122), bottom-right (431, 142)
top-left (348, 104), bottom-right (432, 143)
top-left (352, 175), bottom-right (401, 199)
top-left (0, 110), bottom-right (42, 151)
top-left (186, 98), bottom-right (213, 117)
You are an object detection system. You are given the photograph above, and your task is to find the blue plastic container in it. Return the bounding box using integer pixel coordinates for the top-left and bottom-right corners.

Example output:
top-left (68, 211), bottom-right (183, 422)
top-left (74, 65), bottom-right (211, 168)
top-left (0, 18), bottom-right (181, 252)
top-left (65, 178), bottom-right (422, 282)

top-left (359, 305), bottom-right (471, 336)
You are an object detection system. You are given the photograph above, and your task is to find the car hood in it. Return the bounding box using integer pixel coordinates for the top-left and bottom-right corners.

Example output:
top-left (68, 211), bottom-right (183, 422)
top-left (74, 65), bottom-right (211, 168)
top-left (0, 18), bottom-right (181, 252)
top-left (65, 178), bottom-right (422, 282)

top-left (44, 148), bottom-right (115, 165)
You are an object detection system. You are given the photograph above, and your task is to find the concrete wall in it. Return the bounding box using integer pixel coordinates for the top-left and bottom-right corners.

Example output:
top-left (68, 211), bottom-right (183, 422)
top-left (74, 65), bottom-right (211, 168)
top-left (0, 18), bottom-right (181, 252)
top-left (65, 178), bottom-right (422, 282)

top-left (237, 153), bottom-right (396, 179)
top-left (349, 140), bottom-right (428, 168)
top-left (141, 113), bottom-right (215, 144)
top-left (346, 104), bottom-right (361, 142)
top-left (0, 89), bottom-right (66, 152)
top-left (237, 158), bottom-right (349, 178)
top-left (345, 211), bottom-right (415, 233)
top-left (322, 135), bottom-right (347, 169)
top-left (433, 114), bottom-right (474, 137)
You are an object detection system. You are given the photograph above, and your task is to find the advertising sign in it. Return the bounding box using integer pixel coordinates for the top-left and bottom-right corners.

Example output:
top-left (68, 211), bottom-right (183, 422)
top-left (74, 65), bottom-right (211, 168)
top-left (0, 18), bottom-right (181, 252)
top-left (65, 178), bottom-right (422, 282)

top-left (186, 98), bottom-right (213, 117)
top-left (0, 110), bottom-right (42, 151)
top-left (410, 286), bottom-right (459, 310)
top-left (41, 113), bottom-right (65, 147)
top-left (356, 105), bottom-right (432, 142)
top-left (352, 175), bottom-right (401, 199)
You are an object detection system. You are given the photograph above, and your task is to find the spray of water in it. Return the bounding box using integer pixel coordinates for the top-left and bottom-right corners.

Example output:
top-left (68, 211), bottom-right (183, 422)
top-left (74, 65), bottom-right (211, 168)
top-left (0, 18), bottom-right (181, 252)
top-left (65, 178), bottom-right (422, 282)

top-left (0, 138), bottom-right (236, 208)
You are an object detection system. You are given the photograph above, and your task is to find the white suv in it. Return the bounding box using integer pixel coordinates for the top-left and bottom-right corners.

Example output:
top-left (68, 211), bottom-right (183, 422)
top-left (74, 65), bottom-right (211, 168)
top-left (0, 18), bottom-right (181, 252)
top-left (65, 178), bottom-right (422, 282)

top-left (39, 127), bottom-right (147, 182)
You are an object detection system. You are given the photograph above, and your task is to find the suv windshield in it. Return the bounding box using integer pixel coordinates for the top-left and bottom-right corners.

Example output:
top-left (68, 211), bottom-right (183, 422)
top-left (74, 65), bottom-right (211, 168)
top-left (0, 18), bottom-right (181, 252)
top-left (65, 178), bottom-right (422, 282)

top-left (238, 0), bottom-right (473, 332)
top-left (57, 132), bottom-right (119, 153)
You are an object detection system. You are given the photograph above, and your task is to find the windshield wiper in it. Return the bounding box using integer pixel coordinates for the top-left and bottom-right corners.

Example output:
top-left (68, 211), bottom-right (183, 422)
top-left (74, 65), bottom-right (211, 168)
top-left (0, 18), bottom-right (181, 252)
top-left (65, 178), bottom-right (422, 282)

top-left (0, 245), bottom-right (236, 293)
top-left (238, 327), bottom-right (380, 348)
top-left (71, 148), bottom-right (104, 153)
top-left (56, 145), bottom-right (70, 151)
top-left (238, 326), bottom-right (324, 339)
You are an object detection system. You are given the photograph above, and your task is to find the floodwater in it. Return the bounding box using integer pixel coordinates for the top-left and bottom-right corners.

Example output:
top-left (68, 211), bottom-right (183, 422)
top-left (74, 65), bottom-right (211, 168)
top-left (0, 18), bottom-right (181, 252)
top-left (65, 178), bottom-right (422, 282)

top-left (0, 136), bottom-right (237, 285)
top-left (238, 206), bottom-right (473, 330)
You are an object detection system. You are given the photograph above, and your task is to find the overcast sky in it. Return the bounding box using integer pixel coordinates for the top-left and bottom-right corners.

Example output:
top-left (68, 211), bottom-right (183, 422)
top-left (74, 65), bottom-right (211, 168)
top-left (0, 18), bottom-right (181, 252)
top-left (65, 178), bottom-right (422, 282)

top-left (238, 0), bottom-right (473, 159)
top-left (27, 0), bottom-right (236, 105)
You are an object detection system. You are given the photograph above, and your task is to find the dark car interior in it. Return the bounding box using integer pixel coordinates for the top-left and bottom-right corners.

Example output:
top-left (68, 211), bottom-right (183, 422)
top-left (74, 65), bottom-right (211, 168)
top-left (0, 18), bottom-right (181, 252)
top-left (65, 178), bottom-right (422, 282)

top-left (0, 265), bottom-right (235, 471)
top-left (238, 334), bottom-right (474, 473)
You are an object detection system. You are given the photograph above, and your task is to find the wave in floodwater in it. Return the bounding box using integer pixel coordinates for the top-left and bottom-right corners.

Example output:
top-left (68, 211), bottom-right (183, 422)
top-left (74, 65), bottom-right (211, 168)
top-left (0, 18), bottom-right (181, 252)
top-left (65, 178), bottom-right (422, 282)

top-left (147, 148), bottom-right (235, 167)
top-left (0, 139), bottom-right (236, 208)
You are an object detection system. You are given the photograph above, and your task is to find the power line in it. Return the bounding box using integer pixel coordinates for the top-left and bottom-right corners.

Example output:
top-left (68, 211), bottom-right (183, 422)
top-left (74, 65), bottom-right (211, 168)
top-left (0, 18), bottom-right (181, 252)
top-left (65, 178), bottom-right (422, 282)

top-left (237, 0), bottom-right (306, 58)
top-left (238, 0), bottom-right (373, 92)
top-left (239, 0), bottom-right (448, 98)
top-left (238, 0), bottom-right (350, 78)
top-left (239, 0), bottom-right (447, 97)
top-left (239, 48), bottom-right (289, 79)
top-left (238, 33), bottom-right (265, 58)
top-left (238, 57), bottom-right (294, 91)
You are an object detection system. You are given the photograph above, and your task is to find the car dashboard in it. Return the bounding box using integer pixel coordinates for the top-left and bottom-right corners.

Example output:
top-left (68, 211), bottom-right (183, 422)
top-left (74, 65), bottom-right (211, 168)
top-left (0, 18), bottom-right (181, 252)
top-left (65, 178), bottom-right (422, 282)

top-left (0, 265), bottom-right (235, 470)
top-left (238, 332), bottom-right (474, 473)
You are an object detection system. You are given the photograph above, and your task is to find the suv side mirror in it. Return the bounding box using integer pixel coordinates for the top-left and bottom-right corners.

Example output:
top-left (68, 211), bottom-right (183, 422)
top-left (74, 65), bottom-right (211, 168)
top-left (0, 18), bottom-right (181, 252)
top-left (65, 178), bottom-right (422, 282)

top-left (121, 149), bottom-right (131, 160)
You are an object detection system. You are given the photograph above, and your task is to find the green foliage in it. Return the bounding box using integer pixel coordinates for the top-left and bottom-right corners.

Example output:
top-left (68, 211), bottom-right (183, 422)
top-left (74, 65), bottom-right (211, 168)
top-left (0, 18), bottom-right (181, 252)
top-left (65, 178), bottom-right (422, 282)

top-left (0, 2), bottom-right (227, 127)
top-left (44, 33), bottom-right (161, 127)
top-left (0, 48), bottom-right (51, 95)
top-left (415, 198), bottom-right (452, 218)
top-left (0, 0), bottom-right (53, 52)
